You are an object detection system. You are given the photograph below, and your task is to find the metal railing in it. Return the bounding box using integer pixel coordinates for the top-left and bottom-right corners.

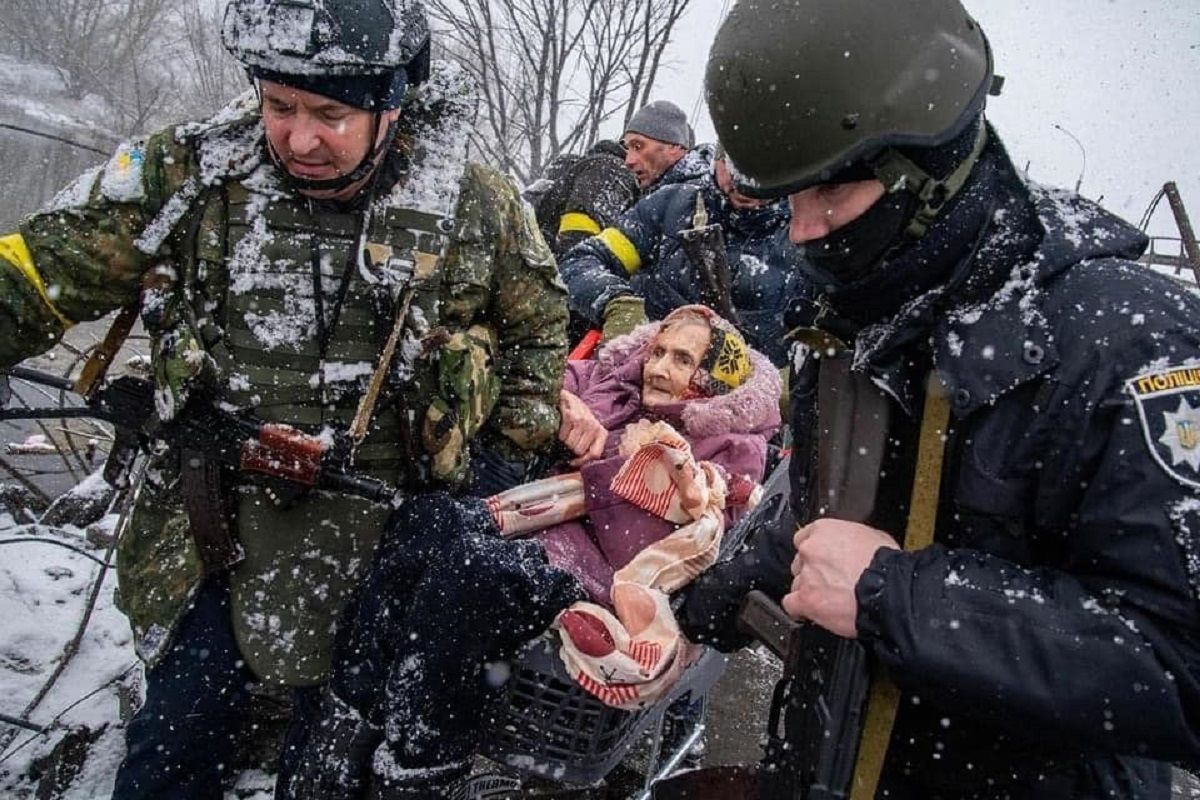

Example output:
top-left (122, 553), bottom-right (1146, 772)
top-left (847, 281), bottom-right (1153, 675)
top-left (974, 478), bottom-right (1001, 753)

top-left (1138, 182), bottom-right (1200, 285)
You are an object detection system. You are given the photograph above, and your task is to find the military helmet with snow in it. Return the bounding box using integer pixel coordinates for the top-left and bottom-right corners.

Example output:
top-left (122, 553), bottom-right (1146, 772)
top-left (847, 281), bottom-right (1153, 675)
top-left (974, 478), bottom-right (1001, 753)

top-left (705, 0), bottom-right (995, 201)
top-left (222, 0), bottom-right (430, 109)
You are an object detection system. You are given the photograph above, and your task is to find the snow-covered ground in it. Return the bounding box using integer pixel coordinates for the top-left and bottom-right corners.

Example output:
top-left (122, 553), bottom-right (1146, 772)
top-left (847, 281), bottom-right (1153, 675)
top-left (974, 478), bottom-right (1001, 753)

top-left (0, 512), bottom-right (278, 799)
top-left (0, 511), bottom-right (132, 799)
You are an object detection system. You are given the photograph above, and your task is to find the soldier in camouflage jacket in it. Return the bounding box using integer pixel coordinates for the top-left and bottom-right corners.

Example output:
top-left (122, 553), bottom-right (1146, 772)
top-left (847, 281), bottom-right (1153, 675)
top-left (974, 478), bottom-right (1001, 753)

top-left (0, 1), bottom-right (568, 796)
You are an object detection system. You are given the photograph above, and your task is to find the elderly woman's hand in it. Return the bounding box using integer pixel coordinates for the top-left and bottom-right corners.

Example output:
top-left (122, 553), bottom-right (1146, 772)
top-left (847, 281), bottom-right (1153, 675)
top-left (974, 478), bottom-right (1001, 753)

top-left (559, 390), bottom-right (608, 466)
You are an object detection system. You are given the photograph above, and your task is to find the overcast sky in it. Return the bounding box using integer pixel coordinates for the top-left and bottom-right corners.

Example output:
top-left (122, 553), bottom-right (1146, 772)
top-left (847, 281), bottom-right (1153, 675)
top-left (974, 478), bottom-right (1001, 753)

top-left (614, 1), bottom-right (1200, 239)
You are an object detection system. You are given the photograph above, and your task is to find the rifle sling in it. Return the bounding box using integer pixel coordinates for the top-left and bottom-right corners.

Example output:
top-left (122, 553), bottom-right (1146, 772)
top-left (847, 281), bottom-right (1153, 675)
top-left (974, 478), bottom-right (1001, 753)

top-left (73, 303), bottom-right (139, 399)
top-left (349, 277), bottom-right (422, 446)
top-left (679, 223), bottom-right (739, 324)
top-left (180, 448), bottom-right (245, 572)
top-left (849, 371), bottom-right (950, 800)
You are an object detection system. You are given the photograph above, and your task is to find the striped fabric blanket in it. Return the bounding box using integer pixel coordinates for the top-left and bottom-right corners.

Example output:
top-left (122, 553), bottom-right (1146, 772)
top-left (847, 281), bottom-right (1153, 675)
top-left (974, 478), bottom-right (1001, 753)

top-left (485, 473), bottom-right (586, 537)
top-left (554, 420), bottom-right (739, 710)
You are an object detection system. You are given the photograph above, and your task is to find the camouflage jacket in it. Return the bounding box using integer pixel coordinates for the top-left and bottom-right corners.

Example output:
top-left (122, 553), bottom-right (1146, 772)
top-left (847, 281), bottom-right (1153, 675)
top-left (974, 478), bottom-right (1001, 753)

top-left (0, 64), bottom-right (568, 681)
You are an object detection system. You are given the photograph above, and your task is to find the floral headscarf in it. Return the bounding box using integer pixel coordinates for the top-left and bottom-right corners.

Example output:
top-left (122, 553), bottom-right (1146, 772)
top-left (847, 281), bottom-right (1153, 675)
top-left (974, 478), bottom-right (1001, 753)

top-left (659, 305), bottom-right (752, 397)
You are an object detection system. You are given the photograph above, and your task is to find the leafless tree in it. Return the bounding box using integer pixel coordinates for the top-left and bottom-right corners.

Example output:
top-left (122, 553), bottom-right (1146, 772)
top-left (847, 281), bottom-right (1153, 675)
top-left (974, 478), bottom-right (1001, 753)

top-left (0, 0), bottom-right (174, 135)
top-left (161, 0), bottom-right (247, 121)
top-left (426, 0), bottom-right (693, 185)
top-left (0, 0), bottom-right (244, 135)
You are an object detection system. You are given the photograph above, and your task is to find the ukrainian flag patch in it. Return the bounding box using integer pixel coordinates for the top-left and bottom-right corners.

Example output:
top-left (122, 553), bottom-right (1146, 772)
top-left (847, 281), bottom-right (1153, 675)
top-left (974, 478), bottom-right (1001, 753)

top-left (99, 139), bottom-right (148, 203)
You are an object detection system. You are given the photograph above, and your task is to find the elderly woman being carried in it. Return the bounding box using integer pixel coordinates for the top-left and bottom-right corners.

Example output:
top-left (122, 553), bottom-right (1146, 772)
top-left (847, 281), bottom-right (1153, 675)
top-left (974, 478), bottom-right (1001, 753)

top-left (281, 305), bottom-right (781, 800)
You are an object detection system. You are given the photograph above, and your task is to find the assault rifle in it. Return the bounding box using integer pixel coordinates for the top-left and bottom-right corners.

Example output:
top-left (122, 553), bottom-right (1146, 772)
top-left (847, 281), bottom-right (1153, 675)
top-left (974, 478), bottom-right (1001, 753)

top-left (679, 193), bottom-right (740, 325)
top-left (751, 346), bottom-right (888, 800)
top-left (0, 366), bottom-right (396, 505)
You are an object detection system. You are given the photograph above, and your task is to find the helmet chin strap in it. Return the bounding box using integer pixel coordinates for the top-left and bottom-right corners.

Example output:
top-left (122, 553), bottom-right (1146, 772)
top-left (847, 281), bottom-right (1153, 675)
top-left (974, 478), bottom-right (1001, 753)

top-left (264, 110), bottom-right (402, 196)
top-left (868, 122), bottom-right (990, 240)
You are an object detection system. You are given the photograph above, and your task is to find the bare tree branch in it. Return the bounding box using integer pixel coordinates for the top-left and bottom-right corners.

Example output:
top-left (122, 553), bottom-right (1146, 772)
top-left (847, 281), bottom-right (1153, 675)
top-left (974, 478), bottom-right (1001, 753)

top-left (0, 0), bottom-right (692, 168)
top-left (429, 0), bottom-right (694, 183)
top-left (0, 0), bottom-right (245, 136)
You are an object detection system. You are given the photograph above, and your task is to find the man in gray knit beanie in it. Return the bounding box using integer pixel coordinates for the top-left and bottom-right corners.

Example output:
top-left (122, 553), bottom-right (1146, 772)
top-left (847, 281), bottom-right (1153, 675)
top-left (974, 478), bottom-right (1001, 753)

top-left (622, 99), bottom-right (695, 191)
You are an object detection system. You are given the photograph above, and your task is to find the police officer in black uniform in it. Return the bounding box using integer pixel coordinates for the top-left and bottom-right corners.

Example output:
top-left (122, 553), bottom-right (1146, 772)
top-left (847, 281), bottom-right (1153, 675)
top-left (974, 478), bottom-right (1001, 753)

top-left (680, 1), bottom-right (1200, 797)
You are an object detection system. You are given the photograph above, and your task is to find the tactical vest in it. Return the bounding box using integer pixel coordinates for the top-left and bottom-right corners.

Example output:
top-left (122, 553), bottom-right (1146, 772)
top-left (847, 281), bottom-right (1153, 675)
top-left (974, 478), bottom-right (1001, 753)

top-left (209, 184), bottom-right (449, 474)
top-left (189, 180), bottom-right (451, 684)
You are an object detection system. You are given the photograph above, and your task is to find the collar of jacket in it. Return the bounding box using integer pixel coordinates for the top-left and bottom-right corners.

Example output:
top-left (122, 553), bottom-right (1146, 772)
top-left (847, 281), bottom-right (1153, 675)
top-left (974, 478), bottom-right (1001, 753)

top-left (692, 175), bottom-right (787, 239)
top-left (847, 141), bottom-right (1048, 416)
top-left (648, 144), bottom-right (716, 193)
top-left (846, 138), bottom-right (1149, 419)
top-left (725, 197), bottom-right (789, 237)
top-left (935, 179), bottom-right (1149, 418)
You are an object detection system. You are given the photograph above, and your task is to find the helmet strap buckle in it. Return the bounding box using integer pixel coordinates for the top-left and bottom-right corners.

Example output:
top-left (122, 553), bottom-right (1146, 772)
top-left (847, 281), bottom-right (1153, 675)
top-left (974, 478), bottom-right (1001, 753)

top-left (869, 122), bottom-right (989, 241)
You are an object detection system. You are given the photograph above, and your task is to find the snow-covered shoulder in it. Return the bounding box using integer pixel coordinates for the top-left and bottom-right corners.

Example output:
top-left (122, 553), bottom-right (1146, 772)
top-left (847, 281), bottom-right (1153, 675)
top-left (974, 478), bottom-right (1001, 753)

top-left (377, 59), bottom-right (478, 219)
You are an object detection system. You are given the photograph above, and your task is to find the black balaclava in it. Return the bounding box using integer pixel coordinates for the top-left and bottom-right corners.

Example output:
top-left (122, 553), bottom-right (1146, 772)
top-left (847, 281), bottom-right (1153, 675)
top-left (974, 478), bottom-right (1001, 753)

top-left (801, 115), bottom-right (986, 291)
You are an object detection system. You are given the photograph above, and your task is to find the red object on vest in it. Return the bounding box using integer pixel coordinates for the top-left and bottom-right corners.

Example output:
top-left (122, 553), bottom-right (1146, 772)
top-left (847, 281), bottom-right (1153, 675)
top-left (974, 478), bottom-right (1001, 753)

top-left (240, 423), bottom-right (325, 486)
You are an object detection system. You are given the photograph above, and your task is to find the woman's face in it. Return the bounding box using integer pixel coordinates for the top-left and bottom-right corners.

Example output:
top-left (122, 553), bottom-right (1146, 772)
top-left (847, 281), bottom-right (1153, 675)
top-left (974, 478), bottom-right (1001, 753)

top-left (641, 321), bottom-right (711, 406)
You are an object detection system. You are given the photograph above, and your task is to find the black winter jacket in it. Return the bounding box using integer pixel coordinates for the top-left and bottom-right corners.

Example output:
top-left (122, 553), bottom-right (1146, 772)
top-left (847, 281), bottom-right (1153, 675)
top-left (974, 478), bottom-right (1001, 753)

top-left (526, 147), bottom-right (639, 258)
top-left (558, 170), bottom-right (807, 366)
top-left (681, 136), bottom-right (1200, 798)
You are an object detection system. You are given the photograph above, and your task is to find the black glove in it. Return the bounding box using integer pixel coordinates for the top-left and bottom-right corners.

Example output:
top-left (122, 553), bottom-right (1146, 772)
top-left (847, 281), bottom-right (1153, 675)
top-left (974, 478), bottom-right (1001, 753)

top-left (677, 516), bottom-right (796, 652)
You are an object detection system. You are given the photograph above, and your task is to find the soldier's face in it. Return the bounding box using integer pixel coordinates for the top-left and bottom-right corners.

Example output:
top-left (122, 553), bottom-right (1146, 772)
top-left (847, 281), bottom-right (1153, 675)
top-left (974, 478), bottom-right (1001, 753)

top-left (715, 159), bottom-right (766, 210)
top-left (622, 133), bottom-right (686, 190)
top-left (260, 81), bottom-right (401, 201)
top-left (787, 179), bottom-right (886, 244)
top-left (642, 321), bottom-right (711, 406)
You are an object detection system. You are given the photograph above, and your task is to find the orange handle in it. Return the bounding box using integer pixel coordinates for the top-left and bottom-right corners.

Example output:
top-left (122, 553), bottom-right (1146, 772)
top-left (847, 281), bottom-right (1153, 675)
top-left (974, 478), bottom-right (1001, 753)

top-left (568, 329), bottom-right (602, 361)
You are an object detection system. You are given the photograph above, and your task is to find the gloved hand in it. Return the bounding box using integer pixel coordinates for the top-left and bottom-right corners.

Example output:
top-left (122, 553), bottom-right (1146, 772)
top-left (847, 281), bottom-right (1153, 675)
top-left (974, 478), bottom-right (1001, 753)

top-left (677, 517), bottom-right (796, 652)
top-left (601, 295), bottom-right (648, 343)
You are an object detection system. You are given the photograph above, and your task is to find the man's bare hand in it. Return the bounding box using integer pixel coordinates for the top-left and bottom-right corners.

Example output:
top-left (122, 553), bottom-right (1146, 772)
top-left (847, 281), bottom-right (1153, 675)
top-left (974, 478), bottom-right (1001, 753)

top-left (782, 519), bottom-right (900, 638)
top-left (558, 389), bottom-right (608, 466)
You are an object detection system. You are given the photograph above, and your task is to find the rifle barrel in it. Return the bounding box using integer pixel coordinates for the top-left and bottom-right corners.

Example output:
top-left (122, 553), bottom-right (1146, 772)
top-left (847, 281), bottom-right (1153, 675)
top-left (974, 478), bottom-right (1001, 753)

top-left (5, 366), bottom-right (76, 392)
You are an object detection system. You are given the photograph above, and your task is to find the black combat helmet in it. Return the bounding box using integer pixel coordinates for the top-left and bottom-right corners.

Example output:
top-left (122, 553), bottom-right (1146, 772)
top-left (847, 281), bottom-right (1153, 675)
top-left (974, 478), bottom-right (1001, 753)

top-left (706, 0), bottom-right (996, 222)
top-left (221, 0), bottom-right (432, 192)
top-left (222, 0), bottom-right (430, 106)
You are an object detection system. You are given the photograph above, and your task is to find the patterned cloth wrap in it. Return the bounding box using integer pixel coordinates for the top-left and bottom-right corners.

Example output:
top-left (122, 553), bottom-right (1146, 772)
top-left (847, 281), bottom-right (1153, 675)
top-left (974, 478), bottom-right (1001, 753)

top-left (488, 418), bottom-right (761, 709)
top-left (485, 473), bottom-right (586, 535)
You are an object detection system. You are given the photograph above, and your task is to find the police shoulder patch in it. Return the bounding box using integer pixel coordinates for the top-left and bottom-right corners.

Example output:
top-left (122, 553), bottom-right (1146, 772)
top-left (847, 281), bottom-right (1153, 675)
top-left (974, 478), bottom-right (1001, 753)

top-left (1128, 365), bottom-right (1200, 489)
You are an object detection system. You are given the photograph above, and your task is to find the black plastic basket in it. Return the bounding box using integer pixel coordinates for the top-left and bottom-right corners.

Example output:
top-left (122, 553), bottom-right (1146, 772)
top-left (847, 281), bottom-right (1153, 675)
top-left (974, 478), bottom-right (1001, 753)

top-left (480, 635), bottom-right (725, 787)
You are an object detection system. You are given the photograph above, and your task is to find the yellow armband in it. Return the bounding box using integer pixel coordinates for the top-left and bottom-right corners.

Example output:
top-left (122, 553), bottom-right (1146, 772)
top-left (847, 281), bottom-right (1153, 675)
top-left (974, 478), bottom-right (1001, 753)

top-left (558, 212), bottom-right (601, 236)
top-left (597, 227), bottom-right (642, 275)
top-left (0, 234), bottom-right (72, 327)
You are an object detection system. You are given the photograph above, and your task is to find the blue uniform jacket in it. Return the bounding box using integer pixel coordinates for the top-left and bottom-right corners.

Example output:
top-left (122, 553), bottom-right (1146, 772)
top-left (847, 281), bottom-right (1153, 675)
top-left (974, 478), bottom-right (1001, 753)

top-left (559, 169), bottom-right (807, 366)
